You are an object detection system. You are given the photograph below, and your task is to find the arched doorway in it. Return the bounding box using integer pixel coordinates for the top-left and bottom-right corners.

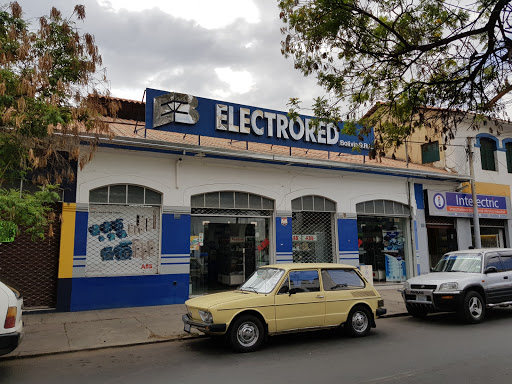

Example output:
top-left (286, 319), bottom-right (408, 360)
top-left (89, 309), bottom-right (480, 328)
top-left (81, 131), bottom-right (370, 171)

top-left (190, 191), bottom-right (274, 295)
top-left (291, 195), bottom-right (337, 263)
top-left (356, 200), bottom-right (410, 282)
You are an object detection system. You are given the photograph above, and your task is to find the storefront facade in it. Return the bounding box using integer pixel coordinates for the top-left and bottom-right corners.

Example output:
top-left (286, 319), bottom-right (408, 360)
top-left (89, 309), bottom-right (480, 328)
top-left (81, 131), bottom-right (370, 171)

top-left (54, 91), bottom-right (470, 311)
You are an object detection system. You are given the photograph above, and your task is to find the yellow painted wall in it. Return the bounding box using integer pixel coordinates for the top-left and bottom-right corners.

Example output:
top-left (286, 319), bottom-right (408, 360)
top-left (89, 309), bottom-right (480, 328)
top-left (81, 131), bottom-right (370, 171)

top-left (58, 202), bottom-right (76, 279)
top-left (460, 182), bottom-right (511, 197)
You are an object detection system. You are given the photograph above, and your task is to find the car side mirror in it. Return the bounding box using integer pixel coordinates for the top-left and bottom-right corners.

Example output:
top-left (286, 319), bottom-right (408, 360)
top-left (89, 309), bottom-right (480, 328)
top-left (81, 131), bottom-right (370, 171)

top-left (278, 285), bottom-right (289, 294)
top-left (289, 287), bottom-right (298, 295)
top-left (485, 266), bottom-right (498, 274)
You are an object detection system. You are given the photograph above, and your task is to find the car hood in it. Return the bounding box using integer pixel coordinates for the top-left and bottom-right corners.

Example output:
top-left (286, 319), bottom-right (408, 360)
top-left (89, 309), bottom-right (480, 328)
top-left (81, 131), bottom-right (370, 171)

top-left (186, 290), bottom-right (261, 310)
top-left (408, 272), bottom-right (481, 286)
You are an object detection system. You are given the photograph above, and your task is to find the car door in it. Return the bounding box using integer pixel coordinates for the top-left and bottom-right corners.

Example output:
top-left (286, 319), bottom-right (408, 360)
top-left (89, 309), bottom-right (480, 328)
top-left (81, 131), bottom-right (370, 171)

top-left (274, 269), bottom-right (325, 332)
top-left (497, 251), bottom-right (512, 302)
top-left (484, 252), bottom-right (508, 304)
top-left (321, 268), bottom-right (367, 327)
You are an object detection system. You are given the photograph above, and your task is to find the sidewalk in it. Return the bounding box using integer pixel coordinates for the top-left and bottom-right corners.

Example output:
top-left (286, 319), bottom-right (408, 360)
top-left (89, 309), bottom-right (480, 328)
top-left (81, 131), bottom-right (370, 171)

top-left (1, 285), bottom-right (406, 359)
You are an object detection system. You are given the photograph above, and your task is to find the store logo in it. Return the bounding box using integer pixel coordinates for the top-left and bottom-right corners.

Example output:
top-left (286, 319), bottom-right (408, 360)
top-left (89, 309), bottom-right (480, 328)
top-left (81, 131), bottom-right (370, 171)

top-left (433, 193), bottom-right (445, 209)
top-left (153, 92), bottom-right (200, 128)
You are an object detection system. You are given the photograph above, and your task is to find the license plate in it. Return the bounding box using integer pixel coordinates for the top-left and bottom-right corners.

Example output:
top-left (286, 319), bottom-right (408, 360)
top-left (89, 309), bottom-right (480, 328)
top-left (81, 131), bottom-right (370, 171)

top-left (416, 295), bottom-right (427, 302)
top-left (184, 323), bottom-right (191, 333)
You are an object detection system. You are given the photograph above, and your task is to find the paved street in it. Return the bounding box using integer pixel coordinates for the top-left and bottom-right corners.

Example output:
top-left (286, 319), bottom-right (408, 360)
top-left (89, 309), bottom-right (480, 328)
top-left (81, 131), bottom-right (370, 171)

top-left (2, 308), bottom-right (512, 384)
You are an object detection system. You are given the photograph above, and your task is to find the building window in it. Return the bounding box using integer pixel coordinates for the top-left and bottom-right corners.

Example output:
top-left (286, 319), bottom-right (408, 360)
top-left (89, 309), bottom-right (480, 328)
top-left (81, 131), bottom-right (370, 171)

top-left (506, 142), bottom-right (512, 173)
top-left (89, 185), bottom-right (162, 205)
top-left (421, 141), bottom-right (440, 164)
top-left (479, 138), bottom-right (497, 171)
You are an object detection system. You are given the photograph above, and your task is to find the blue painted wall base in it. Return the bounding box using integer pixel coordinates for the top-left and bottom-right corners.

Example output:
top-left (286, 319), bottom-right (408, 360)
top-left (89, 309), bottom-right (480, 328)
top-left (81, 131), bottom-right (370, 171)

top-left (69, 274), bottom-right (190, 311)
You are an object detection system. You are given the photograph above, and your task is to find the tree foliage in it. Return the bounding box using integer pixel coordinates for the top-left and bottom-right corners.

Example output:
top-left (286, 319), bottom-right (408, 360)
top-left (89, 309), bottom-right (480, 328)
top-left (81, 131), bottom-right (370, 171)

top-left (0, 2), bottom-right (118, 240)
top-left (279, 0), bottom-right (512, 152)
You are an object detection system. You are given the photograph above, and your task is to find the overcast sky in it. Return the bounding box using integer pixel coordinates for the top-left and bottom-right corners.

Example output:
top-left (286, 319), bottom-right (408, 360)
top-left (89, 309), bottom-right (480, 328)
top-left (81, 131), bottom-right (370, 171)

top-left (17, 0), bottom-right (326, 113)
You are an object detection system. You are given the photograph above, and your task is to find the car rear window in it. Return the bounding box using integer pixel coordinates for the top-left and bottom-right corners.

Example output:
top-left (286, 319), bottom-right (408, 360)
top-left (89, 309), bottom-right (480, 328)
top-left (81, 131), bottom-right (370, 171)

top-left (322, 269), bottom-right (365, 290)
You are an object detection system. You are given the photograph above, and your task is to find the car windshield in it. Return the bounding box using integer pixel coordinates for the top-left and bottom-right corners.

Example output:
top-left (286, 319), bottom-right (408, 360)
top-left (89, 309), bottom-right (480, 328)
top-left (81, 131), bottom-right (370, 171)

top-left (433, 253), bottom-right (482, 273)
top-left (239, 268), bottom-right (285, 294)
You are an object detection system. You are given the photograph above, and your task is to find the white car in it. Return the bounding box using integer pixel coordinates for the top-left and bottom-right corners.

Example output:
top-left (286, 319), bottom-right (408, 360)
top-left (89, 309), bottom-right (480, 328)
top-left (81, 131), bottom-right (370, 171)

top-left (0, 279), bottom-right (23, 356)
top-left (402, 248), bottom-right (512, 323)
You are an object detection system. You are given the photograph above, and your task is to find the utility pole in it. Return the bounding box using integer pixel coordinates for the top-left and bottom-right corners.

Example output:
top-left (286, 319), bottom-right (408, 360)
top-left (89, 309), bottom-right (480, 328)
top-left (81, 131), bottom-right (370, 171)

top-left (467, 137), bottom-right (481, 249)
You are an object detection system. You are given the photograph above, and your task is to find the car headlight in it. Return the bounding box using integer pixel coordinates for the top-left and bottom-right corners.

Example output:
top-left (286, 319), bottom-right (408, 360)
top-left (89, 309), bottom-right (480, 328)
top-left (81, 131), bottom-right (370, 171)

top-left (403, 281), bottom-right (410, 290)
top-left (198, 310), bottom-right (213, 323)
top-left (439, 282), bottom-right (458, 291)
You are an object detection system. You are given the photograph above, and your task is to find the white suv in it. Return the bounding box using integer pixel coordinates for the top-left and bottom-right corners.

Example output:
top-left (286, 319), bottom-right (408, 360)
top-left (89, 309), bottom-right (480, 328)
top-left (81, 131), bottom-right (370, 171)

top-left (401, 248), bottom-right (512, 323)
top-left (0, 279), bottom-right (23, 356)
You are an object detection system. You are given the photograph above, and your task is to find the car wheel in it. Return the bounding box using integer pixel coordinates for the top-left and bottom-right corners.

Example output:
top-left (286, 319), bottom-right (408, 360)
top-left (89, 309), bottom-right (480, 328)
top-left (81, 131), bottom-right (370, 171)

top-left (406, 304), bottom-right (429, 318)
top-left (229, 314), bottom-right (265, 353)
top-left (459, 291), bottom-right (485, 324)
top-left (345, 306), bottom-right (372, 337)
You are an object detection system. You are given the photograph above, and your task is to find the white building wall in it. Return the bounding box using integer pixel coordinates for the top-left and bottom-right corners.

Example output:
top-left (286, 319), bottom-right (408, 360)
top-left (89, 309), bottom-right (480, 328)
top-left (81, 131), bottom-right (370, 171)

top-left (77, 147), bottom-right (413, 214)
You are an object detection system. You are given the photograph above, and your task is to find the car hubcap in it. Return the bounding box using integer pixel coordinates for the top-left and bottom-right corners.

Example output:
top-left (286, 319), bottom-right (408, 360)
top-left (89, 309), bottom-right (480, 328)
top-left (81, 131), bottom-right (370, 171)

top-left (469, 297), bottom-right (482, 318)
top-left (237, 322), bottom-right (259, 347)
top-left (352, 311), bottom-right (368, 332)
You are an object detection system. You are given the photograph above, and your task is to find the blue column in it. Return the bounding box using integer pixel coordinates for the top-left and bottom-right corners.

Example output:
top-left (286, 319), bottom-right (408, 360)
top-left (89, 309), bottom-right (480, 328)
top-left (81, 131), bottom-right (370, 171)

top-left (275, 216), bottom-right (293, 263)
top-left (160, 213), bottom-right (191, 275)
top-left (338, 218), bottom-right (359, 267)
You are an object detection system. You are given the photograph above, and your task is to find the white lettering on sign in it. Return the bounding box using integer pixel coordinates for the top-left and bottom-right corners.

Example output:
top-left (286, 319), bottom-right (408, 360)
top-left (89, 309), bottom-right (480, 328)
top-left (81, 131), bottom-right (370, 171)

top-left (215, 104), bottom-right (369, 149)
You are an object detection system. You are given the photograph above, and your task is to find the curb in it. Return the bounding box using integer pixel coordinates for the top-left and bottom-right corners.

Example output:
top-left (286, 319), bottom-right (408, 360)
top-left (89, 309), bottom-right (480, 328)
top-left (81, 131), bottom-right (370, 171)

top-left (0, 333), bottom-right (206, 361)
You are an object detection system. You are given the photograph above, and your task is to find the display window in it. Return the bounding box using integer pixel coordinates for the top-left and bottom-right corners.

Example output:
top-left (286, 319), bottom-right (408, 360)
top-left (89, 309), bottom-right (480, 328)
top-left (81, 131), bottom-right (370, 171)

top-left (86, 185), bottom-right (162, 277)
top-left (190, 192), bottom-right (273, 295)
top-left (356, 200), bottom-right (411, 283)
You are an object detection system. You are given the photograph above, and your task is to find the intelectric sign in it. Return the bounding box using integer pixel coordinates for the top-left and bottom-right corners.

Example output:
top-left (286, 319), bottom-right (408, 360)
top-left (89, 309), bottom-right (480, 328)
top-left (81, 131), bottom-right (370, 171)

top-left (145, 89), bottom-right (374, 155)
top-left (427, 190), bottom-right (512, 219)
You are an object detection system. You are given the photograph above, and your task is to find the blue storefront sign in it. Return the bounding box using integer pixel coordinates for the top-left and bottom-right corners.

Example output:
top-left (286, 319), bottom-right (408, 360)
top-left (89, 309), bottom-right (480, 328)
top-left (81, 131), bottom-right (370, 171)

top-left (427, 190), bottom-right (512, 219)
top-left (145, 89), bottom-right (374, 155)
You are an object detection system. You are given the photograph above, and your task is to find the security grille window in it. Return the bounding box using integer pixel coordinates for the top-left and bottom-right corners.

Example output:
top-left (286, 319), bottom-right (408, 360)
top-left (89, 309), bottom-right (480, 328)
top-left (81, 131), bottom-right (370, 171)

top-left (421, 141), bottom-right (440, 164)
top-left (506, 143), bottom-right (512, 173)
top-left (292, 196), bottom-right (336, 263)
top-left (479, 138), bottom-right (497, 171)
top-left (86, 185), bottom-right (162, 277)
top-left (356, 200), bottom-right (410, 216)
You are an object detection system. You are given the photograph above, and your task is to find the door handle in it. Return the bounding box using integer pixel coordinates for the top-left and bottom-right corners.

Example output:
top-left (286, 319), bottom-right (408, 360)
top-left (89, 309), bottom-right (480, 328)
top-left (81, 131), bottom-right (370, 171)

top-left (504, 276), bottom-right (509, 279)
top-left (316, 295), bottom-right (325, 299)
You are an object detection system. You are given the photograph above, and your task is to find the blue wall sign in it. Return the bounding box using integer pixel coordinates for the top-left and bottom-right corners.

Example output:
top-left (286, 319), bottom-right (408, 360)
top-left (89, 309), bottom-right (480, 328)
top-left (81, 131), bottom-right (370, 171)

top-left (145, 88), bottom-right (374, 155)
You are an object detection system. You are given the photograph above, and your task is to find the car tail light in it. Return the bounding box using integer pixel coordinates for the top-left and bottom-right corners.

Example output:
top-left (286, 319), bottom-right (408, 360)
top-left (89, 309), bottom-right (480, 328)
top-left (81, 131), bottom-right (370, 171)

top-left (4, 307), bottom-right (17, 329)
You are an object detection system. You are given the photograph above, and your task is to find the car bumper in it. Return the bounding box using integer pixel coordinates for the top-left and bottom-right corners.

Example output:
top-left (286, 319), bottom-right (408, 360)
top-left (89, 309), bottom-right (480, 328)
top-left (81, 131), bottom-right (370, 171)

top-left (182, 314), bottom-right (227, 334)
top-left (376, 308), bottom-right (387, 317)
top-left (402, 289), bottom-right (463, 312)
top-left (0, 331), bottom-right (23, 356)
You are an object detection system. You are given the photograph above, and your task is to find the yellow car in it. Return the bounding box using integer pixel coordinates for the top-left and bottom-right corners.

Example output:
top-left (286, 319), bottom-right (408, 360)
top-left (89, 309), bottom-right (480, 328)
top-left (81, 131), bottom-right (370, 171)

top-left (183, 263), bottom-right (386, 352)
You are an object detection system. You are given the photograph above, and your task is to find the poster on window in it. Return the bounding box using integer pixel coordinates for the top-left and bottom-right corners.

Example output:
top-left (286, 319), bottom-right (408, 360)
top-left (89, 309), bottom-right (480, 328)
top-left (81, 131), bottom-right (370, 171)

top-left (382, 230), bottom-right (406, 282)
top-left (86, 205), bottom-right (160, 276)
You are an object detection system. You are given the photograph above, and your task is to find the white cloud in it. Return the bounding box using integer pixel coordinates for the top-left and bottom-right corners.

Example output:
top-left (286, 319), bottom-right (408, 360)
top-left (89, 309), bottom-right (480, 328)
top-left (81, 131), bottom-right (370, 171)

top-left (97, 0), bottom-right (260, 29)
top-left (214, 67), bottom-right (255, 95)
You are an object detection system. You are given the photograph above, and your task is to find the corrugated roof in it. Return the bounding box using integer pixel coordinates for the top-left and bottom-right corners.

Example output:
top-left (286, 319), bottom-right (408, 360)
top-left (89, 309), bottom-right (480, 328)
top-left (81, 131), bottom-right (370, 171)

top-left (103, 117), bottom-right (453, 175)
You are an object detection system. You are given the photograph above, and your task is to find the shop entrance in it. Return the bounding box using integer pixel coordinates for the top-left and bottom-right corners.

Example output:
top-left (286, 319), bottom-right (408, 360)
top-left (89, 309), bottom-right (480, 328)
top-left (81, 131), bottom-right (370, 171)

top-left (190, 192), bottom-right (274, 295)
top-left (356, 200), bottom-right (411, 283)
top-left (427, 225), bottom-right (458, 268)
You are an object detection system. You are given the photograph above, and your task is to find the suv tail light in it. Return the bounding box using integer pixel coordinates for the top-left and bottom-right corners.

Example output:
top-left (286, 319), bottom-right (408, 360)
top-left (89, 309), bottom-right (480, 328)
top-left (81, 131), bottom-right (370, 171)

top-left (4, 307), bottom-right (17, 329)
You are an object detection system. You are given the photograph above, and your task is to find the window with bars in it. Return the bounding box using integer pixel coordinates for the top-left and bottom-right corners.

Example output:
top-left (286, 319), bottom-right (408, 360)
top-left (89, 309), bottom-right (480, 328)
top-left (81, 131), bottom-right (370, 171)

top-left (89, 185), bottom-right (162, 205)
top-left (191, 192), bottom-right (274, 211)
top-left (356, 200), bottom-right (410, 216)
top-left (506, 142), bottom-right (512, 173)
top-left (479, 138), bottom-right (497, 171)
top-left (291, 196), bottom-right (336, 263)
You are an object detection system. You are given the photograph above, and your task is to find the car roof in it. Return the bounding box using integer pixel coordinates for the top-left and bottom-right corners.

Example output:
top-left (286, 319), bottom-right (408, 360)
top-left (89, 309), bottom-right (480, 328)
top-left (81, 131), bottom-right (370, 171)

top-left (446, 248), bottom-right (512, 255)
top-left (262, 263), bottom-right (357, 271)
